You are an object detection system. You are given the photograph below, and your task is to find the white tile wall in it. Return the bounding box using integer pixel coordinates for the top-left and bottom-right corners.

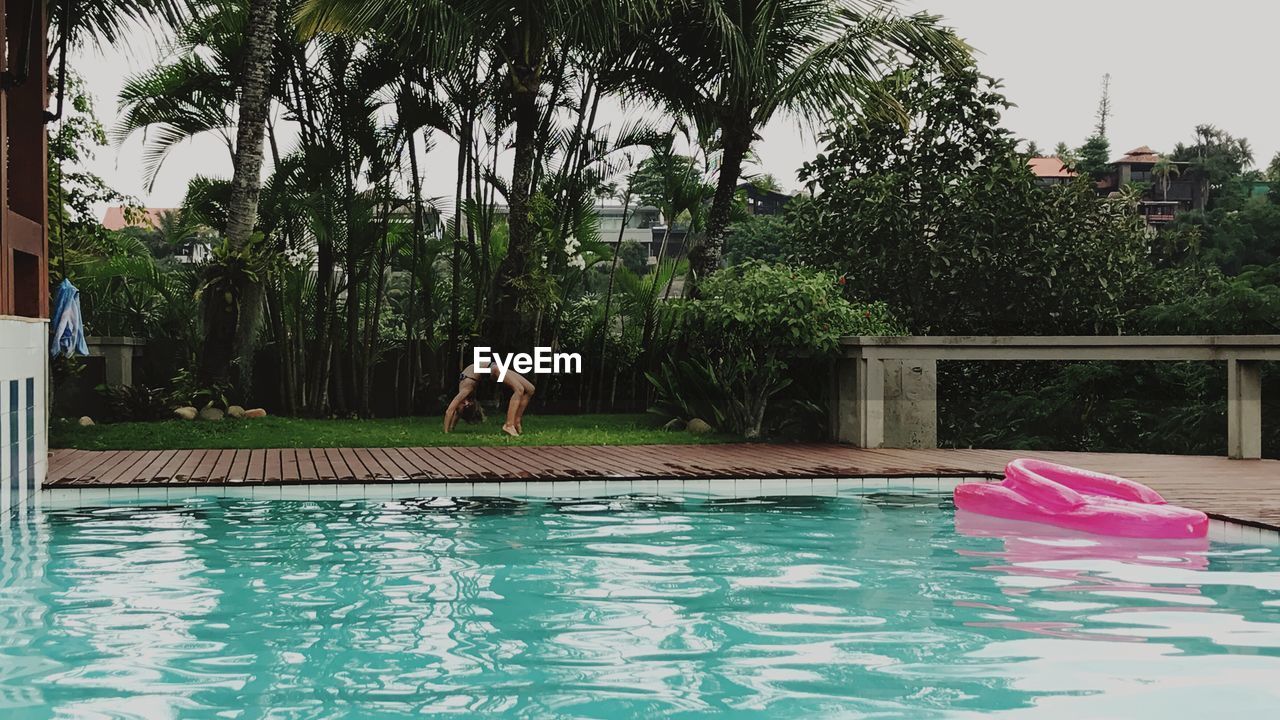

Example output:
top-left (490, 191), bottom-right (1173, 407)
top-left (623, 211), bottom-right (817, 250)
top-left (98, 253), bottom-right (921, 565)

top-left (1, 317), bottom-right (49, 511)
top-left (32, 473), bottom-right (1280, 548)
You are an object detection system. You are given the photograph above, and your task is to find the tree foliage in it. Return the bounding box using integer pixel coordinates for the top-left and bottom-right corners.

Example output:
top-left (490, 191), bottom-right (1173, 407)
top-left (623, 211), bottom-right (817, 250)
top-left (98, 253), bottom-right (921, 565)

top-left (788, 63), bottom-right (1149, 335)
top-left (655, 262), bottom-right (901, 438)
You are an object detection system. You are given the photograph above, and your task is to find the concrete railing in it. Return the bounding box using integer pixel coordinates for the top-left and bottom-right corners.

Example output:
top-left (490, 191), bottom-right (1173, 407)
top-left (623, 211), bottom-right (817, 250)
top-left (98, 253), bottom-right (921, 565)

top-left (829, 335), bottom-right (1280, 459)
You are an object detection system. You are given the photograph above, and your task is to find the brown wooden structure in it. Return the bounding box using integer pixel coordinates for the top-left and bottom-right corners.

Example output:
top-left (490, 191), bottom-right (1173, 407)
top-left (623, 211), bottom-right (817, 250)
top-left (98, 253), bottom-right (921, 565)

top-left (1, 0), bottom-right (50, 320)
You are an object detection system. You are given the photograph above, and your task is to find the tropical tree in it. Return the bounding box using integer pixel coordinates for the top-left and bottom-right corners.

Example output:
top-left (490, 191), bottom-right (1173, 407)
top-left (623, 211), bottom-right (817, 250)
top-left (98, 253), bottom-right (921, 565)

top-left (200, 0), bottom-right (281, 386)
top-left (51, 0), bottom-right (191, 50)
top-left (296, 0), bottom-right (655, 354)
top-left (112, 3), bottom-right (243, 188)
top-left (626, 0), bottom-right (968, 289)
top-left (1152, 156), bottom-right (1181, 201)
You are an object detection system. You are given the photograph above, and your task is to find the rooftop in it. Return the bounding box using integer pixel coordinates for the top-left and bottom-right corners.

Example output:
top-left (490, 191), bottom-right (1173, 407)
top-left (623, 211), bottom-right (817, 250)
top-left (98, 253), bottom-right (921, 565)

top-left (1113, 145), bottom-right (1165, 165)
top-left (1028, 156), bottom-right (1077, 179)
top-left (101, 206), bottom-right (179, 231)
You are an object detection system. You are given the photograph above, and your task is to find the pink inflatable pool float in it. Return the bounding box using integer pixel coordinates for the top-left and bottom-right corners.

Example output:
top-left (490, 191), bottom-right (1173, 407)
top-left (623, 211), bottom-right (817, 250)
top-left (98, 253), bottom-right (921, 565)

top-left (953, 458), bottom-right (1208, 539)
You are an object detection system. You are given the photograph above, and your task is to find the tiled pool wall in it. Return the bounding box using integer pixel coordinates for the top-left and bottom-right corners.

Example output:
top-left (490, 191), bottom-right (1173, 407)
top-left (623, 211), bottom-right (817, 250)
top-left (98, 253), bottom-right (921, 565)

top-left (33, 475), bottom-right (1280, 547)
top-left (0, 317), bottom-right (47, 511)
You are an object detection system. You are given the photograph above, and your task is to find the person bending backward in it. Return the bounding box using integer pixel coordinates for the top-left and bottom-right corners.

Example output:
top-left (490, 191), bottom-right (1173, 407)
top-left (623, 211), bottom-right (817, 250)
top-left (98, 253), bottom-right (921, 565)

top-left (443, 362), bottom-right (536, 437)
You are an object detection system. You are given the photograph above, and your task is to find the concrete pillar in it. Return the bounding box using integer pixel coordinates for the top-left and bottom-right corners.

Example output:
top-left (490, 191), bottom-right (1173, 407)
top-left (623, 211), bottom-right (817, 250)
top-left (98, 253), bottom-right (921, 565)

top-left (830, 357), bottom-right (886, 447)
top-left (884, 359), bottom-right (938, 449)
top-left (856, 357), bottom-right (885, 448)
top-left (1227, 358), bottom-right (1262, 460)
top-left (832, 358), bottom-right (857, 444)
top-left (831, 358), bottom-right (938, 449)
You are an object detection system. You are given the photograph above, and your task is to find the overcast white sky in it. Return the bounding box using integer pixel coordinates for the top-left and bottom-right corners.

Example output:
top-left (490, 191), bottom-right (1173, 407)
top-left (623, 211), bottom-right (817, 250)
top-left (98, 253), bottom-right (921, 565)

top-left (69, 0), bottom-right (1278, 217)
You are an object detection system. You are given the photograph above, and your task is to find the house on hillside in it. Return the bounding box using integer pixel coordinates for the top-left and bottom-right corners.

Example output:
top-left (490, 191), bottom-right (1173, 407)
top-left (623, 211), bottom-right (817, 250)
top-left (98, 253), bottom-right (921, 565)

top-left (1096, 146), bottom-right (1206, 225)
top-left (102, 206), bottom-right (215, 263)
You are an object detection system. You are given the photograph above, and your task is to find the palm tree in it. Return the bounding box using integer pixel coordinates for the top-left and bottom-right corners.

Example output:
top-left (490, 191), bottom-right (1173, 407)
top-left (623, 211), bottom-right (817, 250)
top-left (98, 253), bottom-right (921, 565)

top-left (626, 0), bottom-right (968, 289)
top-left (297, 0), bottom-right (654, 352)
top-left (1152, 156), bottom-right (1181, 201)
top-left (51, 0), bottom-right (191, 50)
top-left (201, 0), bottom-right (280, 385)
top-left (113, 4), bottom-right (243, 189)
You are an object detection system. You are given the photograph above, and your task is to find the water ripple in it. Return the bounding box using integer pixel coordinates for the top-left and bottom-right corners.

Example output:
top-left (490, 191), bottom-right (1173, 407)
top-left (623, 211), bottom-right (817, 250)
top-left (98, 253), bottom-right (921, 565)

top-left (0, 495), bottom-right (1276, 718)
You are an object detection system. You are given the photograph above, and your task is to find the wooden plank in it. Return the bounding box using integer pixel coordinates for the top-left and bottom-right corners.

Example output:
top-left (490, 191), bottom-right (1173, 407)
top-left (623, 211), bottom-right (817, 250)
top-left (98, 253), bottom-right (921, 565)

top-left (323, 448), bottom-right (354, 481)
top-left (48, 450), bottom-right (94, 480)
top-left (309, 448), bottom-right (336, 482)
top-left (466, 447), bottom-right (533, 479)
top-left (173, 449), bottom-right (206, 484)
top-left (351, 448), bottom-right (392, 480)
top-left (281, 449), bottom-right (300, 483)
top-left (413, 446), bottom-right (480, 478)
top-left (88, 451), bottom-right (150, 485)
top-left (499, 446), bottom-right (574, 478)
top-left (198, 449), bottom-right (228, 483)
top-left (265, 449), bottom-right (283, 483)
top-left (399, 447), bottom-right (454, 479)
top-left (370, 448), bottom-right (416, 479)
top-left (435, 447), bottom-right (496, 478)
top-left (384, 448), bottom-right (434, 480)
top-left (247, 449), bottom-right (268, 483)
top-left (46, 448), bottom-right (112, 481)
top-left (126, 451), bottom-right (173, 485)
top-left (154, 450), bottom-right (191, 483)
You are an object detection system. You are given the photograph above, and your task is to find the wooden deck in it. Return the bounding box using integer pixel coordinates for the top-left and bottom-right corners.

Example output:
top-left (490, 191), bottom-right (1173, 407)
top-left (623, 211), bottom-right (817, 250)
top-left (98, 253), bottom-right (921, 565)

top-left (46, 445), bottom-right (1280, 529)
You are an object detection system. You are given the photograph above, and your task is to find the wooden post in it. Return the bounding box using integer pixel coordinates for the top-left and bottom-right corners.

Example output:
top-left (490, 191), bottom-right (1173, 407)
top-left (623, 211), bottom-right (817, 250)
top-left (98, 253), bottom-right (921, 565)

top-left (1227, 358), bottom-right (1262, 460)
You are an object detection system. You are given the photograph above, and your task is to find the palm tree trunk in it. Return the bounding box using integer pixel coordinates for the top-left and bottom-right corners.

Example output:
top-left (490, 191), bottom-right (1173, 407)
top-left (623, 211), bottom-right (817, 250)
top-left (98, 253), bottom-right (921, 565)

top-left (449, 114), bottom-right (467, 379)
top-left (490, 47), bottom-right (542, 352)
top-left (405, 128), bottom-right (425, 414)
top-left (200, 0), bottom-right (279, 386)
top-left (689, 115), bottom-right (751, 293)
top-left (596, 188), bottom-right (632, 409)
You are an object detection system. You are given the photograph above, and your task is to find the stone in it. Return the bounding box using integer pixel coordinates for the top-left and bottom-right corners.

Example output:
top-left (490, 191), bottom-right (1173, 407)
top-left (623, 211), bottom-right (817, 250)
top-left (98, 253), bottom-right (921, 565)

top-left (244, 408), bottom-right (267, 419)
top-left (686, 418), bottom-right (713, 435)
top-left (197, 407), bottom-right (225, 422)
top-left (77, 416), bottom-right (94, 427)
top-left (173, 406), bottom-right (198, 421)
top-left (226, 405), bottom-right (246, 419)
top-left (662, 418), bottom-right (687, 432)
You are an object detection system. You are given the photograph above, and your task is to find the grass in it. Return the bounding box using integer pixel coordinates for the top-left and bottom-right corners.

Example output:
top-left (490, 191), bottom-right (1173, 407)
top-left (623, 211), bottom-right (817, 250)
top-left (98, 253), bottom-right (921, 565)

top-left (51, 413), bottom-right (736, 450)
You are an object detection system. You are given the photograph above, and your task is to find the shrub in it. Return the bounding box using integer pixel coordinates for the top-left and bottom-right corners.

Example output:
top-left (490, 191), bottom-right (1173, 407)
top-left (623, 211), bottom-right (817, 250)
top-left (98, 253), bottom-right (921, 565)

top-left (650, 262), bottom-right (901, 439)
top-left (99, 384), bottom-right (171, 422)
top-left (617, 240), bottom-right (650, 276)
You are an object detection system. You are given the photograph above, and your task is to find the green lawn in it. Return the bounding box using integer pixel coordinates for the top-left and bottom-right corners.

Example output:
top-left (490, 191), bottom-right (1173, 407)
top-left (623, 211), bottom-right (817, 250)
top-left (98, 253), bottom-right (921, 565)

top-left (51, 413), bottom-right (735, 450)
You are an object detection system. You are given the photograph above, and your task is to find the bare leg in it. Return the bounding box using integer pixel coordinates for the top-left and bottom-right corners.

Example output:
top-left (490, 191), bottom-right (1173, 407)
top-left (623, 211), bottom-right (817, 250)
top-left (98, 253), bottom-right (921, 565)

top-left (503, 388), bottom-right (525, 436)
top-left (514, 380), bottom-right (535, 433)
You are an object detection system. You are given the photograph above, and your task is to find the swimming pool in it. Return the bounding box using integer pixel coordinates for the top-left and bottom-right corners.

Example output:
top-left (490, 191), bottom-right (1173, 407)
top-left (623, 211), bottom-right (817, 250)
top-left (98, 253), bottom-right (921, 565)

top-left (2, 488), bottom-right (1279, 718)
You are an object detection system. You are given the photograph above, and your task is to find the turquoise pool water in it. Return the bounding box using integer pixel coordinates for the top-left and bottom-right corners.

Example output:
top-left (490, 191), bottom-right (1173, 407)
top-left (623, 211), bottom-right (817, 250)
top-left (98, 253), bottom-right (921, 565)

top-left (2, 492), bottom-right (1279, 718)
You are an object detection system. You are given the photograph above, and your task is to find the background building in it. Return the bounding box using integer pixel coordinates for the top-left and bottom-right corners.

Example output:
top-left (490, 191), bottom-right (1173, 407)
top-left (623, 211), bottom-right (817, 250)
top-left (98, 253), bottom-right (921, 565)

top-left (1097, 146), bottom-right (1205, 225)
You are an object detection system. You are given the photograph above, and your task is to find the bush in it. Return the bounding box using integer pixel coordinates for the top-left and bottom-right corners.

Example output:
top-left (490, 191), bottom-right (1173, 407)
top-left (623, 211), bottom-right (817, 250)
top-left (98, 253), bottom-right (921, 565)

top-left (617, 240), bottom-right (650, 275)
top-left (99, 384), bottom-right (171, 422)
top-left (724, 214), bottom-right (794, 266)
top-left (650, 262), bottom-right (901, 439)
